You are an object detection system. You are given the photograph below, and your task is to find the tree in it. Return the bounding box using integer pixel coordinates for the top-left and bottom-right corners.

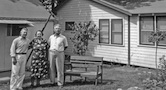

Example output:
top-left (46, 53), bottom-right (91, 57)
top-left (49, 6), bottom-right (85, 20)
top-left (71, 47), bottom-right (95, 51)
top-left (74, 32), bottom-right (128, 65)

top-left (148, 30), bottom-right (166, 69)
top-left (39, 0), bottom-right (66, 15)
top-left (39, 0), bottom-right (65, 10)
top-left (70, 21), bottom-right (98, 56)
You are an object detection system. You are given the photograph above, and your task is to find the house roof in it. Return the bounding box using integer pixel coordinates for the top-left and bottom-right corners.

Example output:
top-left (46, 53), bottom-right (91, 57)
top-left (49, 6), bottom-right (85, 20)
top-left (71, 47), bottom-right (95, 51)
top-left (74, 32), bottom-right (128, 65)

top-left (0, 0), bottom-right (54, 19)
top-left (127, 0), bottom-right (166, 14)
top-left (92, 0), bottom-right (132, 16)
top-left (104, 0), bottom-right (166, 14)
top-left (0, 20), bottom-right (34, 26)
top-left (55, 0), bottom-right (132, 16)
top-left (56, 0), bottom-right (166, 16)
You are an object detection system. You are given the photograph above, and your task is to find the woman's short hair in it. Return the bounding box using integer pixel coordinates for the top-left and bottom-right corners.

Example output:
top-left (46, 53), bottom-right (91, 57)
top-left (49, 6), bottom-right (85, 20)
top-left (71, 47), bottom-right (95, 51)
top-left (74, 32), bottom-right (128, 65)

top-left (35, 30), bottom-right (43, 36)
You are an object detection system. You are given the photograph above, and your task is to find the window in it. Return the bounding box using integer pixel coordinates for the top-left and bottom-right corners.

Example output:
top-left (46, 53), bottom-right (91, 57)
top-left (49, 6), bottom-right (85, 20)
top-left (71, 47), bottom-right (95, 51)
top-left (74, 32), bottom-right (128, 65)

top-left (99, 19), bottom-right (109, 44)
top-left (139, 16), bottom-right (166, 46)
top-left (65, 22), bottom-right (74, 31)
top-left (7, 24), bottom-right (23, 36)
top-left (157, 16), bottom-right (166, 45)
top-left (111, 19), bottom-right (123, 45)
top-left (99, 19), bottom-right (124, 45)
top-left (140, 16), bottom-right (154, 45)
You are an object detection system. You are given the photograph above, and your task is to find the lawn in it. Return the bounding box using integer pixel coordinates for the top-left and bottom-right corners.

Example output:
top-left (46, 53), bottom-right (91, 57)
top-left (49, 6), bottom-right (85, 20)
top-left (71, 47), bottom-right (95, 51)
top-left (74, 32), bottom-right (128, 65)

top-left (0, 63), bottom-right (155, 90)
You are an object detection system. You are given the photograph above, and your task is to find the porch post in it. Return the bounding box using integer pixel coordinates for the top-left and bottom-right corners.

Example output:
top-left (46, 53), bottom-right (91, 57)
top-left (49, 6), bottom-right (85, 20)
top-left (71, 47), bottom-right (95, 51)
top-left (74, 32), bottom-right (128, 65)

top-left (128, 16), bottom-right (131, 66)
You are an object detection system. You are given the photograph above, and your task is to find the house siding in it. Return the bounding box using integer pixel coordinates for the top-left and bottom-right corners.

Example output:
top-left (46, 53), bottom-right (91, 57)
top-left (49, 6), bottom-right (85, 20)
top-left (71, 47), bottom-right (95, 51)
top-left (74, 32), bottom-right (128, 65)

top-left (130, 16), bottom-right (166, 68)
top-left (0, 24), bottom-right (5, 71)
top-left (57, 0), bottom-right (129, 64)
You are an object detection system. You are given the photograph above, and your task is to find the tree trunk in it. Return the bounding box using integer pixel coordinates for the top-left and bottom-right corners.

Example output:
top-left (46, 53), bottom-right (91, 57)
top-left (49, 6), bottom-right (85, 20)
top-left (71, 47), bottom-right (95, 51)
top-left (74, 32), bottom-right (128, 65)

top-left (155, 45), bottom-right (158, 69)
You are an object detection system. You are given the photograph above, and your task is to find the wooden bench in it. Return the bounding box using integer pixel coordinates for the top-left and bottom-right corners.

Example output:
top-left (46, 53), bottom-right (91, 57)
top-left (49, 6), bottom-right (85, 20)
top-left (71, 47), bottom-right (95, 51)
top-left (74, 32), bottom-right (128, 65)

top-left (64, 55), bottom-right (103, 85)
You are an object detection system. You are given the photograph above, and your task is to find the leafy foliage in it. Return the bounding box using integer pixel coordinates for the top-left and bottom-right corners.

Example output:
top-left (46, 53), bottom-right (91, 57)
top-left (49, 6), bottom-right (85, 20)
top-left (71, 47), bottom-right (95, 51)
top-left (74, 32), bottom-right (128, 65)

top-left (39, 0), bottom-right (65, 15)
top-left (70, 21), bottom-right (98, 55)
top-left (148, 30), bottom-right (166, 69)
top-left (39, 0), bottom-right (56, 11)
top-left (142, 55), bottom-right (166, 89)
top-left (149, 30), bottom-right (166, 43)
top-left (158, 55), bottom-right (166, 82)
top-left (39, 0), bottom-right (65, 9)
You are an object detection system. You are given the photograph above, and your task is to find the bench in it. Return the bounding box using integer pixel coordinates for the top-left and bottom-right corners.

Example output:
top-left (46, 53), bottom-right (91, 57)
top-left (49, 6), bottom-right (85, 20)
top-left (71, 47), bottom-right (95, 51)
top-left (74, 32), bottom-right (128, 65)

top-left (64, 55), bottom-right (103, 85)
top-left (0, 77), bottom-right (10, 84)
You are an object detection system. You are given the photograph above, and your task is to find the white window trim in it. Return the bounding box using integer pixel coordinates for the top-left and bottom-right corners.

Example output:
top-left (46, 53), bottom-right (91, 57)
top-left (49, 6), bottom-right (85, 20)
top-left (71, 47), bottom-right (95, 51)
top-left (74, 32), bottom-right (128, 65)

top-left (110, 18), bottom-right (125, 46)
top-left (99, 19), bottom-right (110, 44)
top-left (137, 16), bottom-right (140, 46)
top-left (99, 18), bottom-right (125, 46)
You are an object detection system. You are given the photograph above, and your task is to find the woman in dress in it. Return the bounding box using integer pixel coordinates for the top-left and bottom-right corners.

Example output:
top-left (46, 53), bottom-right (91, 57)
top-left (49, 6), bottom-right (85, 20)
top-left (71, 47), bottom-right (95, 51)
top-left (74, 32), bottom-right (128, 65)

top-left (29, 30), bottom-right (49, 87)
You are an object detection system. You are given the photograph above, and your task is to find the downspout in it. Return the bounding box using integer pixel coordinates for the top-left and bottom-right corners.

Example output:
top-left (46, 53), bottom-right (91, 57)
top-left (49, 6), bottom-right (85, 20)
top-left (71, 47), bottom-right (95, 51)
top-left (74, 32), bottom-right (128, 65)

top-left (128, 15), bottom-right (131, 66)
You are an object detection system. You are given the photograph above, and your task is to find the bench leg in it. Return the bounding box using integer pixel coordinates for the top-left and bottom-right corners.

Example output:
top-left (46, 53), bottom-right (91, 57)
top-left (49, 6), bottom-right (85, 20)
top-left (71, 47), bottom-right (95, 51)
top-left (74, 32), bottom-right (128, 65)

top-left (64, 75), bottom-right (66, 84)
top-left (85, 77), bottom-right (87, 82)
top-left (70, 75), bottom-right (72, 81)
top-left (101, 75), bottom-right (103, 84)
top-left (95, 78), bottom-right (98, 85)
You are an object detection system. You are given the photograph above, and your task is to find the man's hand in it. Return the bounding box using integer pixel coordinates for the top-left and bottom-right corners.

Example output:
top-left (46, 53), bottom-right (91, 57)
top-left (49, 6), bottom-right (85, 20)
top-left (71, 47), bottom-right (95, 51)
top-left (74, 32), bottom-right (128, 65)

top-left (12, 57), bottom-right (17, 65)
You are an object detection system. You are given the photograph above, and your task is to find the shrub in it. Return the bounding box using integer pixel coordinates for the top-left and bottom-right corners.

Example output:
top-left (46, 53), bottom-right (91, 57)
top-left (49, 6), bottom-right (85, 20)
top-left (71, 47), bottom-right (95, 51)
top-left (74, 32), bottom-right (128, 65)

top-left (148, 30), bottom-right (166, 69)
top-left (142, 55), bottom-right (166, 89)
top-left (70, 21), bottom-right (99, 55)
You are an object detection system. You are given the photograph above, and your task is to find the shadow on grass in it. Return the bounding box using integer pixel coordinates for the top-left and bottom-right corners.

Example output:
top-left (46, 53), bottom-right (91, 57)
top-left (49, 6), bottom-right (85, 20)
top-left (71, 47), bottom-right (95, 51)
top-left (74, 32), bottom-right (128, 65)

top-left (23, 78), bottom-right (119, 90)
top-left (23, 83), bottom-right (55, 90)
top-left (64, 78), bottom-right (119, 86)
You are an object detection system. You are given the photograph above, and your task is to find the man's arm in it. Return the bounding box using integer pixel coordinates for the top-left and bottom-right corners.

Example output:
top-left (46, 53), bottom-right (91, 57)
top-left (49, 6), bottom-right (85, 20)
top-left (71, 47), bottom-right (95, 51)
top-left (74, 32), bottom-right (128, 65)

top-left (28, 39), bottom-right (32, 50)
top-left (10, 39), bottom-right (17, 58)
top-left (48, 36), bottom-right (51, 46)
top-left (10, 39), bottom-right (17, 65)
top-left (64, 36), bottom-right (68, 51)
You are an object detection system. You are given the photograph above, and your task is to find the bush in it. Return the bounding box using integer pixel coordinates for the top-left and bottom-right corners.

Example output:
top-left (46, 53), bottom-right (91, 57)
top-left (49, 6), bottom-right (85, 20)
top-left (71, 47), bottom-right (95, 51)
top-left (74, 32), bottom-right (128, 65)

top-left (142, 55), bottom-right (166, 89)
top-left (70, 21), bottom-right (98, 55)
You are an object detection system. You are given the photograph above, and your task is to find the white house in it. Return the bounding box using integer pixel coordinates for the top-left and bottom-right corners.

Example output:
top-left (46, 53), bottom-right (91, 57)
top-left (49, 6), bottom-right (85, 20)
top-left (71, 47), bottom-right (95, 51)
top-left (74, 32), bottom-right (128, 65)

top-left (0, 0), bottom-right (55, 71)
top-left (55, 0), bottom-right (166, 68)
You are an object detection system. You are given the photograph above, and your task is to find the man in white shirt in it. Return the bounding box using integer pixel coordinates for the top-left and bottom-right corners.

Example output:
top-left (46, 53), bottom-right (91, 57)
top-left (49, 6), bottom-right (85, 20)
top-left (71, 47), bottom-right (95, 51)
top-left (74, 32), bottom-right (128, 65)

top-left (10, 28), bottom-right (30, 90)
top-left (48, 24), bottom-right (68, 88)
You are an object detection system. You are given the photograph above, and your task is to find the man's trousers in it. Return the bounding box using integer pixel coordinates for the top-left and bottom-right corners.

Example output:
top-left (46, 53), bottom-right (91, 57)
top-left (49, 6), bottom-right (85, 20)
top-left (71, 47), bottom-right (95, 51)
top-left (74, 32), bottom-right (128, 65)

top-left (49, 50), bottom-right (64, 86)
top-left (10, 55), bottom-right (27, 90)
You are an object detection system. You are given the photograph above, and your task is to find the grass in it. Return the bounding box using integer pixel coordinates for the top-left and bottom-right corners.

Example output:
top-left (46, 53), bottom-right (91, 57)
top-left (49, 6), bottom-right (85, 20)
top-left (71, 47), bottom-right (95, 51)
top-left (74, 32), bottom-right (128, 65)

top-left (0, 63), bottom-right (155, 90)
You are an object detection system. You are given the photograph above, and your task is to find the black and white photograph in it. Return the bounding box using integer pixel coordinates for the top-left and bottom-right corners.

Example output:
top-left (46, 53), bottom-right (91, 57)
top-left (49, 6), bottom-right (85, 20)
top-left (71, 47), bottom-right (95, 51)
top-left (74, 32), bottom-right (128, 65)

top-left (0, 0), bottom-right (166, 90)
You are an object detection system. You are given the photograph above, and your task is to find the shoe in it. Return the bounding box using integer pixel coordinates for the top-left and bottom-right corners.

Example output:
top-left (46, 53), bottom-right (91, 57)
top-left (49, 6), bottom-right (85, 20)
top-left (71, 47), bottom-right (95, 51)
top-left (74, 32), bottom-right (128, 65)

top-left (10, 89), bottom-right (17, 90)
top-left (48, 83), bottom-right (56, 87)
top-left (15, 88), bottom-right (23, 90)
top-left (36, 83), bottom-right (40, 87)
top-left (30, 84), bottom-right (35, 87)
top-left (18, 88), bottom-right (23, 90)
top-left (36, 79), bottom-right (40, 87)
top-left (58, 85), bottom-right (63, 88)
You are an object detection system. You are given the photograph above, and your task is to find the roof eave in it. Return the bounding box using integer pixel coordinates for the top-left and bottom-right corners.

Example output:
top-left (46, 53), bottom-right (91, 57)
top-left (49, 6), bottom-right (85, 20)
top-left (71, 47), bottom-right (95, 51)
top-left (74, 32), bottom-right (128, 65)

top-left (92, 0), bottom-right (132, 16)
top-left (55, 0), bottom-right (132, 16)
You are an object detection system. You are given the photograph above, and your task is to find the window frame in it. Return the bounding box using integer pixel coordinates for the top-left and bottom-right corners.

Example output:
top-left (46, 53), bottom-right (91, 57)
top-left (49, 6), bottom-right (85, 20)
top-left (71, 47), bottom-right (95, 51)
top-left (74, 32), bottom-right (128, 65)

top-left (111, 19), bottom-right (123, 45)
top-left (65, 21), bottom-right (75, 31)
top-left (139, 16), bottom-right (155, 45)
top-left (139, 16), bottom-right (166, 46)
top-left (156, 16), bottom-right (166, 46)
top-left (99, 19), bottom-right (110, 44)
